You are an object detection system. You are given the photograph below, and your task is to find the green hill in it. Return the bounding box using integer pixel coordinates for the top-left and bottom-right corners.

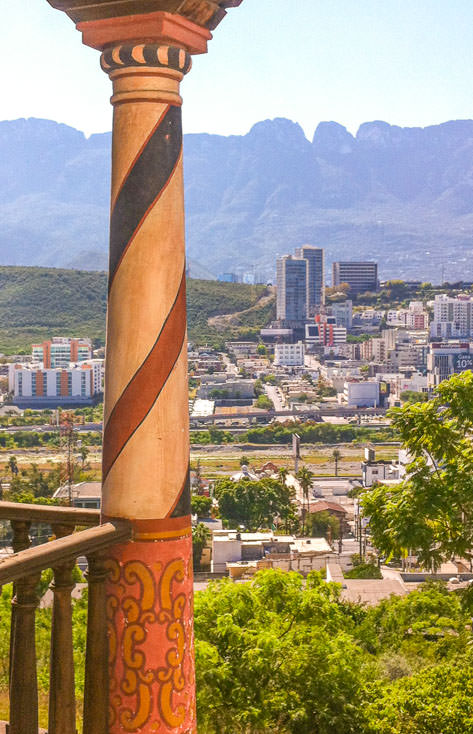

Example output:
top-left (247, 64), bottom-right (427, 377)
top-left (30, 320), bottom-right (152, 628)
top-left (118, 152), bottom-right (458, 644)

top-left (0, 267), bottom-right (274, 354)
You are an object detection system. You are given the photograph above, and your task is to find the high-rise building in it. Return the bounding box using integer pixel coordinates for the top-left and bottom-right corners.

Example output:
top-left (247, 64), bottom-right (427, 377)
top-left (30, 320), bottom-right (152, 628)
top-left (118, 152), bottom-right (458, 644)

top-left (276, 255), bottom-right (307, 323)
top-left (295, 245), bottom-right (324, 315)
top-left (430, 294), bottom-right (473, 339)
top-left (332, 261), bottom-right (378, 294)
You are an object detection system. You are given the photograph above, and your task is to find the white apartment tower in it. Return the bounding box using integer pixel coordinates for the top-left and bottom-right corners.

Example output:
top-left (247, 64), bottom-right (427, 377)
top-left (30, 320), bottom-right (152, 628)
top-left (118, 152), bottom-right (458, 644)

top-left (430, 294), bottom-right (473, 339)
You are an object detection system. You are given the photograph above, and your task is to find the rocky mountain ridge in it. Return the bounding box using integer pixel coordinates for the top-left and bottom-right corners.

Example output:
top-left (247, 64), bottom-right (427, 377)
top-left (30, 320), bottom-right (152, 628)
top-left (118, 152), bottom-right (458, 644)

top-left (2, 116), bottom-right (473, 282)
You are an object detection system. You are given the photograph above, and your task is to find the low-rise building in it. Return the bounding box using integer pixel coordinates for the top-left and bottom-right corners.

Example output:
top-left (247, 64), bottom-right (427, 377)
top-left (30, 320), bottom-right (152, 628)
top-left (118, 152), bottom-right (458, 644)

top-left (225, 341), bottom-right (259, 357)
top-left (361, 448), bottom-right (400, 487)
top-left (212, 530), bottom-right (332, 576)
top-left (9, 359), bottom-right (103, 408)
top-left (305, 315), bottom-right (347, 348)
top-left (274, 342), bottom-right (305, 366)
top-left (387, 302), bottom-right (428, 330)
top-left (197, 377), bottom-right (255, 400)
top-left (53, 481), bottom-right (101, 509)
top-left (342, 380), bottom-right (380, 408)
top-left (427, 342), bottom-right (473, 388)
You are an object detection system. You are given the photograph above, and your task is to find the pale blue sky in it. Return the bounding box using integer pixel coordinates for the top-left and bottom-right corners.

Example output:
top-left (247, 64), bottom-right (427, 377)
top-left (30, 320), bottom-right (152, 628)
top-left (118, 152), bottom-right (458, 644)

top-left (2, 1), bottom-right (473, 138)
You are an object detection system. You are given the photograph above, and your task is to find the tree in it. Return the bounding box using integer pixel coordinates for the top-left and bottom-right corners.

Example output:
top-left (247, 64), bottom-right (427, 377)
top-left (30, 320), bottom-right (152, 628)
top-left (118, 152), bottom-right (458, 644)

top-left (257, 343), bottom-right (267, 356)
top-left (78, 445), bottom-right (89, 469)
top-left (192, 523), bottom-right (211, 571)
top-left (400, 390), bottom-right (429, 404)
top-left (362, 371), bottom-right (473, 568)
top-left (278, 467), bottom-right (289, 485)
top-left (255, 394), bottom-right (273, 410)
top-left (253, 378), bottom-right (263, 396)
top-left (191, 495), bottom-right (213, 518)
top-left (194, 570), bottom-right (370, 734)
top-left (306, 510), bottom-right (339, 540)
top-left (7, 456), bottom-right (18, 477)
top-left (332, 448), bottom-right (341, 477)
top-left (214, 478), bottom-right (297, 531)
top-left (297, 466), bottom-right (314, 534)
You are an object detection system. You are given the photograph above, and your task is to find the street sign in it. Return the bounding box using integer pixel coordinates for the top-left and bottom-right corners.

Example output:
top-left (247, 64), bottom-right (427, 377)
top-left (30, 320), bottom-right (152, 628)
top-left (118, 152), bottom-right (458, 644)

top-left (454, 354), bottom-right (473, 372)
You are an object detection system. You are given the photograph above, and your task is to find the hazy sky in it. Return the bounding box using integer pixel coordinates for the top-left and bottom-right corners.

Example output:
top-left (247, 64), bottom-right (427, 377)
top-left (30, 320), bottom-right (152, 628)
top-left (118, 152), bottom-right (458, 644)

top-left (2, 1), bottom-right (473, 138)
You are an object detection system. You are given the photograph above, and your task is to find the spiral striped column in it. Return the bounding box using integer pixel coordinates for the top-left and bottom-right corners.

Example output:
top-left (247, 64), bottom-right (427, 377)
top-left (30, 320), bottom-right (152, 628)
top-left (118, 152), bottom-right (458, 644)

top-left (100, 43), bottom-right (196, 734)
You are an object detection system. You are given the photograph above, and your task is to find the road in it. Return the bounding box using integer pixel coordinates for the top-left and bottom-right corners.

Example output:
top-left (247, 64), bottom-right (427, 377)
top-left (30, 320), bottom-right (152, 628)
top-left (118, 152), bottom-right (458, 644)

top-left (0, 423), bottom-right (103, 433)
top-left (264, 384), bottom-right (285, 412)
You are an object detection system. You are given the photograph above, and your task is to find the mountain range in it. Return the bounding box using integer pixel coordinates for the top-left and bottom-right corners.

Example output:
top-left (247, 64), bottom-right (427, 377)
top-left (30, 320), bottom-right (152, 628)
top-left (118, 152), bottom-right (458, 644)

top-left (2, 116), bottom-right (473, 282)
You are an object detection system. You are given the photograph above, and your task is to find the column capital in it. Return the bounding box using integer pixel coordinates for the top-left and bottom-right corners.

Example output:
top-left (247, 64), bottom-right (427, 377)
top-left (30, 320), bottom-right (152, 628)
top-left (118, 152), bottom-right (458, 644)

top-left (46, 1), bottom-right (244, 50)
top-left (78, 10), bottom-right (211, 54)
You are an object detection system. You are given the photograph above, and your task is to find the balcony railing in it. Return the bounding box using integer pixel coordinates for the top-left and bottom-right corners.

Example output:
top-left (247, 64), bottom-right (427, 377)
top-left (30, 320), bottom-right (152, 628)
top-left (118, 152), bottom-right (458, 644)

top-left (0, 501), bottom-right (131, 734)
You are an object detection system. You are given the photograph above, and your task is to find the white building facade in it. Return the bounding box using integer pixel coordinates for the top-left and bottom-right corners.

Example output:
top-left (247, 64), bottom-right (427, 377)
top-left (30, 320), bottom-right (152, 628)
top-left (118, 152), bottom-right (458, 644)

top-left (430, 294), bottom-right (473, 339)
top-left (343, 380), bottom-right (380, 407)
top-left (9, 360), bottom-right (103, 407)
top-left (274, 341), bottom-right (305, 366)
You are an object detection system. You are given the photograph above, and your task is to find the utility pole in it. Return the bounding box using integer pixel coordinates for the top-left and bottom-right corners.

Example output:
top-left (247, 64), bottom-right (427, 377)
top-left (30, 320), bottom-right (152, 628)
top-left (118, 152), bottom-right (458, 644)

top-left (60, 413), bottom-right (76, 506)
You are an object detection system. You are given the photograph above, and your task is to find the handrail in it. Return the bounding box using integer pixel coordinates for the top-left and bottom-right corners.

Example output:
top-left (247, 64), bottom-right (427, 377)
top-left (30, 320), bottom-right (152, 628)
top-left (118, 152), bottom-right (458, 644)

top-left (0, 500), bottom-right (100, 526)
top-left (0, 520), bottom-right (131, 584)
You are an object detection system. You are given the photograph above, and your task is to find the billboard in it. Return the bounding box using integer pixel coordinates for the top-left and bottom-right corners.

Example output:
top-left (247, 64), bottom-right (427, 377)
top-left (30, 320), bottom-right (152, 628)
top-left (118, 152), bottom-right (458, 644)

top-left (453, 354), bottom-right (473, 373)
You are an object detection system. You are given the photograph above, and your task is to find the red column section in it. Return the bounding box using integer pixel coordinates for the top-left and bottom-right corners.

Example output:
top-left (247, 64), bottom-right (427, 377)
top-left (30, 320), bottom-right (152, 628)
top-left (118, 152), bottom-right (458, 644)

top-left (106, 523), bottom-right (196, 734)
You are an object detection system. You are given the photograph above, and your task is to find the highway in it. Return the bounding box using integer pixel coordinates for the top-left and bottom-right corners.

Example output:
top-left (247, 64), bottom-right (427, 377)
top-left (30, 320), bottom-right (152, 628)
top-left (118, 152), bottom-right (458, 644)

top-left (190, 406), bottom-right (387, 425)
top-left (0, 408), bottom-right (389, 433)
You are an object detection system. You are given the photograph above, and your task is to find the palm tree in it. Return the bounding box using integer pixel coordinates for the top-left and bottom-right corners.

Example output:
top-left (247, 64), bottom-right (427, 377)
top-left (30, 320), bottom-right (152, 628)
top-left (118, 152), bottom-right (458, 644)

top-left (192, 523), bottom-right (211, 571)
top-left (8, 456), bottom-right (18, 477)
top-left (278, 467), bottom-right (289, 486)
top-left (332, 449), bottom-right (341, 477)
top-left (79, 445), bottom-right (89, 470)
top-left (296, 466), bottom-right (314, 535)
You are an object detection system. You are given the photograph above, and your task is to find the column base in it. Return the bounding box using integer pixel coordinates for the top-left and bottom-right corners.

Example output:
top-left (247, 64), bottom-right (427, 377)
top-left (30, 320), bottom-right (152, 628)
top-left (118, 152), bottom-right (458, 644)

top-left (106, 523), bottom-right (195, 733)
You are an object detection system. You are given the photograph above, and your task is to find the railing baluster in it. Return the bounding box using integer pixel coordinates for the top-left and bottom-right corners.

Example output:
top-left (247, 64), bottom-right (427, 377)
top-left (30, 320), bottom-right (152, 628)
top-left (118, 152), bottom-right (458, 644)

top-left (9, 520), bottom-right (32, 681)
top-left (8, 520), bottom-right (31, 720)
top-left (83, 554), bottom-right (108, 734)
top-left (49, 524), bottom-right (77, 734)
top-left (0, 507), bottom-right (131, 734)
top-left (9, 569), bottom-right (40, 734)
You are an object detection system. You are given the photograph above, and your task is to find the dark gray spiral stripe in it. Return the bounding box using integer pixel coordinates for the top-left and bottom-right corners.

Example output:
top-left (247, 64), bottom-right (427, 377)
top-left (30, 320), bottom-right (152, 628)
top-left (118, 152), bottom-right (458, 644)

top-left (108, 104), bottom-right (182, 291)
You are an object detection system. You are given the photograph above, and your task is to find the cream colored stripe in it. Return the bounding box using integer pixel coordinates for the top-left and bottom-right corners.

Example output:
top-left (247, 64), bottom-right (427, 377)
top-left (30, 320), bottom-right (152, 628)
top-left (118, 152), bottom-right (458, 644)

top-left (157, 46), bottom-right (169, 66)
top-left (104, 156), bottom-right (184, 425)
top-left (102, 350), bottom-right (189, 520)
top-left (131, 44), bottom-right (146, 64)
top-left (111, 46), bottom-right (122, 66)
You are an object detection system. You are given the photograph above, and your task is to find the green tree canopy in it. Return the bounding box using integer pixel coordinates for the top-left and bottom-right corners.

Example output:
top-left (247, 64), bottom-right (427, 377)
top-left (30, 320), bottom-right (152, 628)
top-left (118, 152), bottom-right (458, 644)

top-left (195, 570), bottom-right (368, 734)
top-left (362, 371), bottom-right (473, 568)
top-left (214, 477), bottom-right (297, 531)
top-left (400, 389), bottom-right (429, 404)
top-left (191, 495), bottom-right (213, 518)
